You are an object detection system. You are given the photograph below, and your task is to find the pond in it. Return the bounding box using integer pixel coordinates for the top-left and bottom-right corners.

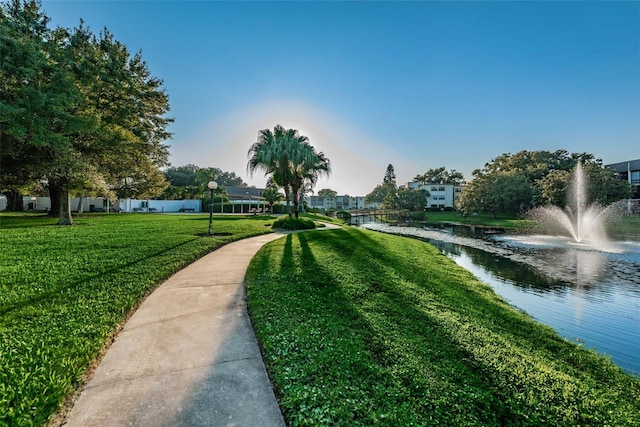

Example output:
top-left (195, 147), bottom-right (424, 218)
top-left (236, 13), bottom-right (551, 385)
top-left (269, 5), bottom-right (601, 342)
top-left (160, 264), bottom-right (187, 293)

top-left (361, 222), bottom-right (640, 376)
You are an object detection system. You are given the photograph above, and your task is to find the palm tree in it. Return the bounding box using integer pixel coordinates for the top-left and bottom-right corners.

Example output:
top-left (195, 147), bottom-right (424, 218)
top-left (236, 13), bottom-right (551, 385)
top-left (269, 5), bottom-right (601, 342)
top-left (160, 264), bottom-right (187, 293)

top-left (290, 143), bottom-right (331, 218)
top-left (247, 125), bottom-right (295, 216)
top-left (247, 125), bottom-right (331, 218)
top-left (261, 185), bottom-right (283, 213)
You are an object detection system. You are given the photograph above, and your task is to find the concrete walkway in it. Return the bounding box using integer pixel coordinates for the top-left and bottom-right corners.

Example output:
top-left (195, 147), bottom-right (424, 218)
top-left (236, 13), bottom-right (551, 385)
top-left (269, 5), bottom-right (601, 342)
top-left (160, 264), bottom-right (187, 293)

top-left (62, 232), bottom-right (290, 427)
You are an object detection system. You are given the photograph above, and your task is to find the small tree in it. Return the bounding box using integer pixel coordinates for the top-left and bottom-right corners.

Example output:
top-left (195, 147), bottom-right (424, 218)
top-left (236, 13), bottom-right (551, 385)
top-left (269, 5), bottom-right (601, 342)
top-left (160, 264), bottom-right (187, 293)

top-left (366, 164), bottom-right (399, 208)
top-left (457, 171), bottom-right (533, 218)
top-left (262, 186), bottom-right (283, 212)
top-left (398, 188), bottom-right (428, 211)
top-left (383, 164), bottom-right (396, 185)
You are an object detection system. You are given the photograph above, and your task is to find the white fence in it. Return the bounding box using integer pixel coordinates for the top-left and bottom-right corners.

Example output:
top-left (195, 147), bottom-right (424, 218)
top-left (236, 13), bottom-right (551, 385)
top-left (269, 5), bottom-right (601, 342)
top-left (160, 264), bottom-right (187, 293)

top-left (119, 199), bottom-right (202, 213)
top-left (0, 196), bottom-right (202, 213)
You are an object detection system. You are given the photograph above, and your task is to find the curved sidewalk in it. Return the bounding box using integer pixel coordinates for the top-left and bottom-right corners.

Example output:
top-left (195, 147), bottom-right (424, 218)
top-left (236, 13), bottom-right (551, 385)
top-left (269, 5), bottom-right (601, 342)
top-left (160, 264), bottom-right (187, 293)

top-left (62, 232), bottom-right (288, 427)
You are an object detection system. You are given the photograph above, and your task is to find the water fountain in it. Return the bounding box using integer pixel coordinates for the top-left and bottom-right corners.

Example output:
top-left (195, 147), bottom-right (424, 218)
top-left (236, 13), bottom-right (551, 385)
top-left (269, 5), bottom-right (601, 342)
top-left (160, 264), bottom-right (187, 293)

top-left (526, 162), bottom-right (638, 252)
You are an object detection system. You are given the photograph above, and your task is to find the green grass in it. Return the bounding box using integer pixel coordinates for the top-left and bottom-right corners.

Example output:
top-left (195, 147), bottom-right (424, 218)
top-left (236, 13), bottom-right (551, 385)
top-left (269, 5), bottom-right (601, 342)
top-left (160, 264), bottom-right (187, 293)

top-left (423, 211), bottom-right (533, 230)
top-left (607, 215), bottom-right (640, 240)
top-left (300, 212), bottom-right (345, 225)
top-left (0, 213), bottom-right (276, 426)
top-left (246, 227), bottom-right (640, 426)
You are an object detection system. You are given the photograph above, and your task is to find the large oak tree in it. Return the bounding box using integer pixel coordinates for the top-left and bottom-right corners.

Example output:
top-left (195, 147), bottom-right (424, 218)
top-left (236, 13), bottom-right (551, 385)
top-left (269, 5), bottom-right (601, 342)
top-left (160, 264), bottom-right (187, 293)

top-left (0, 0), bottom-right (172, 224)
top-left (457, 150), bottom-right (633, 217)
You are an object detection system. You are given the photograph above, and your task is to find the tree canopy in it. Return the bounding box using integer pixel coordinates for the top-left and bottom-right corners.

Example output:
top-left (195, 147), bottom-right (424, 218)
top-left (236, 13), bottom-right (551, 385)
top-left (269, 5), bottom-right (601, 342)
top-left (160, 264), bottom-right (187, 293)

top-left (0, 0), bottom-right (172, 224)
top-left (161, 164), bottom-right (246, 200)
top-left (261, 185), bottom-right (283, 210)
top-left (398, 188), bottom-right (428, 211)
top-left (247, 124), bottom-right (330, 218)
top-left (456, 150), bottom-right (633, 217)
top-left (317, 188), bottom-right (337, 198)
top-left (366, 164), bottom-right (399, 208)
top-left (414, 167), bottom-right (465, 186)
top-left (456, 170), bottom-right (533, 218)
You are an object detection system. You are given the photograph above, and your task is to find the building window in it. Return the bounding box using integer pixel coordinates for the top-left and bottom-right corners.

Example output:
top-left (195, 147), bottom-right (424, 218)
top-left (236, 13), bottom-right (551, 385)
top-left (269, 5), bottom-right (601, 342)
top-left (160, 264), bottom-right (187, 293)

top-left (439, 186), bottom-right (445, 192)
top-left (431, 186), bottom-right (438, 192)
top-left (631, 171), bottom-right (640, 185)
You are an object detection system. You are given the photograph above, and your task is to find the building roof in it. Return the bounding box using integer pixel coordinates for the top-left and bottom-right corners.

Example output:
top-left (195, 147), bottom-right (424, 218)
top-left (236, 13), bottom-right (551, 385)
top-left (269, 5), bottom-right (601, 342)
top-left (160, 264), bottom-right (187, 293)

top-left (224, 186), bottom-right (264, 198)
top-left (605, 159), bottom-right (640, 172)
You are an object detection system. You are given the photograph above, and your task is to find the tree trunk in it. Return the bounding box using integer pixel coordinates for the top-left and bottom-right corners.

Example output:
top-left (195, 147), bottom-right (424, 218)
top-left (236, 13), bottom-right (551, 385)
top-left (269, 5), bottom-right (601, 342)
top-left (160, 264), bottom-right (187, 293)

top-left (57, 186), bottom-right (73, 225)
top-left (299, 193), bottom-right (305, 214)
top-left (77, 193), bottom-right (84, 214)
top-left (291, 185), bottom-right (300, 219)
top-left (293, 197), bottom-right (299, 219)
top-left (5, 189), bottom-right (23, 211)
top-left (48, 184), bottom-right (60, 216)
top-left (284, 186), bottom-right (292, 218)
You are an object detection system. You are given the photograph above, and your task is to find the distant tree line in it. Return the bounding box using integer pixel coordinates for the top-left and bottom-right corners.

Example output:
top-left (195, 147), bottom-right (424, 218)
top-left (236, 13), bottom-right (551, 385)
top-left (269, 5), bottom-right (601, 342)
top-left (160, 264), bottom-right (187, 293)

top-left (366, 164), bottom-right (458, 211)
top-left (364, 150), bottom-right (632, 218)
top-left (161, 164), bottom-right (246, 200)
top-left (0, 0), bottom-right (172, 224)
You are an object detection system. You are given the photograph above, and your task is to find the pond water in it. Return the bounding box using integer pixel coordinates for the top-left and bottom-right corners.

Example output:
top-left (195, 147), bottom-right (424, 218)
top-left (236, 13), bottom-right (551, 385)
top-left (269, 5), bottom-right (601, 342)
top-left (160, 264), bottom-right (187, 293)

top-left (361, 223), bottom-right (640, 376)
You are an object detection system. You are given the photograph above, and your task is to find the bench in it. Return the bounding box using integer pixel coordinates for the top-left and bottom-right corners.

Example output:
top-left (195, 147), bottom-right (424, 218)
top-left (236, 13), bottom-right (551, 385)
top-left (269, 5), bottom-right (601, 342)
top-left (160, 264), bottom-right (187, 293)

top-left (179, 208), bottom-right (195, 212)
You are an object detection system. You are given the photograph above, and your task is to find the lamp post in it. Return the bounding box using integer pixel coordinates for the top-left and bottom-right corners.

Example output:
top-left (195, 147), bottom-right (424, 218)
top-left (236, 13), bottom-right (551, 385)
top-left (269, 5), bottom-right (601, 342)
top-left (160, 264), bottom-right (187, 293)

top-left (208, 181), bottom-right (218, 235)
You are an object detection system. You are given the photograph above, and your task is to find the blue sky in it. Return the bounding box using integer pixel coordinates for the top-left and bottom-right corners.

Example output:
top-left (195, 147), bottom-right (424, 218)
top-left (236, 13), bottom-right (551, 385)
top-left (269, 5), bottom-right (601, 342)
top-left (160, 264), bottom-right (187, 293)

top-left (41, 1), bottom-right (639, 195)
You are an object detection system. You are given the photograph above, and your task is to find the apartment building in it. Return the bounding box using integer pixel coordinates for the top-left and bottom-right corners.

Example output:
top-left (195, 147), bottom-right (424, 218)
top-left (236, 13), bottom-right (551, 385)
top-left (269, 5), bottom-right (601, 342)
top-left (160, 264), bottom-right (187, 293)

top-left (402, 182), bottom-right (464, 209)
top-left (606, 159), bottom-right (640, 198)
top-left (306, 195), bottom-right (371, 211)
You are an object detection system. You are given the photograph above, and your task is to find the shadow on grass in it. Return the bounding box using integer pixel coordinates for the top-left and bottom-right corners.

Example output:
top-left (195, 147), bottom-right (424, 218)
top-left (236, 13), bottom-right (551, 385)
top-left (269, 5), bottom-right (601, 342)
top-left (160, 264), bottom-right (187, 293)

top-left (293, 230), bottom-right (521, 424)
top-left (262, 227), bottom-right (638, 425)
top-left (0, 235), bottom-right (206, 318)
top-left (182, 214), bottom-right (275, 222)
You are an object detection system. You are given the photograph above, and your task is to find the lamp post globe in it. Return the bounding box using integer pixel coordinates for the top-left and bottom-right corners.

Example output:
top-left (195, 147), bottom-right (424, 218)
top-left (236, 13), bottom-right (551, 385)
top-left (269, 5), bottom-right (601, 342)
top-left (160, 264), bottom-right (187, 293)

top-left (207, 181), bottom-right (218, 235)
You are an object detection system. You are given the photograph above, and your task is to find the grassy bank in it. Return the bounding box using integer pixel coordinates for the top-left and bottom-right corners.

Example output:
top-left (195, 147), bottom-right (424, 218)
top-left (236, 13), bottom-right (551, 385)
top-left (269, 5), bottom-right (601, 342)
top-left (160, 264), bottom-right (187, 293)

top-left (0, 213), bottom-right (275, 426)
top-left (421, 211), bottom-right (533, 230)
top-left (607, 215), bottom-right (640, 240)
top-left (421, 210), bottom-right (640, 239)
top-left (246, 227), bottom-right (640, 426)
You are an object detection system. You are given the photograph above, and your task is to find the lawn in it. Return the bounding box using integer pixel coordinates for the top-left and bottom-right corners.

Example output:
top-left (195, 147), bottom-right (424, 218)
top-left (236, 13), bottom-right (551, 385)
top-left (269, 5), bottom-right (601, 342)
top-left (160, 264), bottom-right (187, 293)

top-left (0, 213), bottom-right (276, 426)
top-left (246, 227), bottom-right (640, 426)
top-left (422, 211), bottom-right (533, 230)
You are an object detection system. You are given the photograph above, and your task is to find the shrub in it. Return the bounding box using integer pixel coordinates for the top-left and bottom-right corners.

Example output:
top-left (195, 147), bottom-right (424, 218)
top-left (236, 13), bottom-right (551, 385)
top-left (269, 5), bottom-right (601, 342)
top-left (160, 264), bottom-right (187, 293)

top-left (410, 211), bottom-right (426, 221)
top-left (272, 217), bottom-right (316, 230)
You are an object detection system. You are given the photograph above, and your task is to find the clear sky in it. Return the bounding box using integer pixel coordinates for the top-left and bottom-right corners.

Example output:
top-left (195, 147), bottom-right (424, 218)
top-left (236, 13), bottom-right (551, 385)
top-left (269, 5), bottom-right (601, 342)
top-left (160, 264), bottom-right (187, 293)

top-left (41, 0), bottom-right (640, 196)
